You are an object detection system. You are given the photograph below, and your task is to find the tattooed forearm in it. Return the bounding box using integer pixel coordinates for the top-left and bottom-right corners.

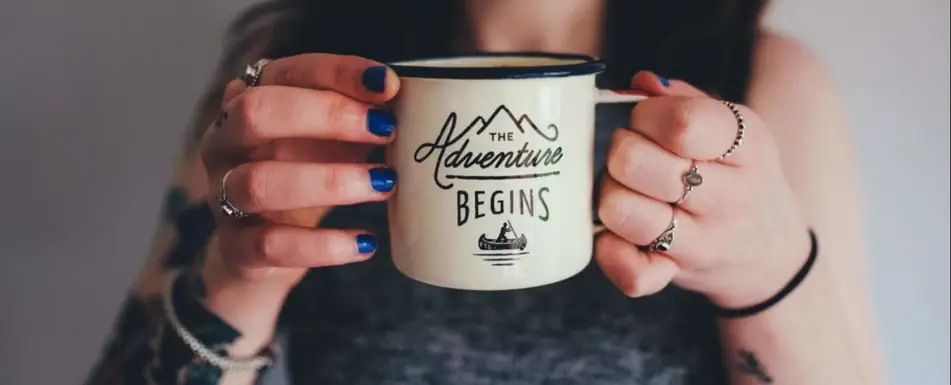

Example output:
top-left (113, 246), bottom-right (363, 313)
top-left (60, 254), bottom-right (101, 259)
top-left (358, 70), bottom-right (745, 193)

top-left (85, 190), bottom-right (259, 385)
top-left (165, 192), bottom-right (217, 268)
top-left (734, 349), bottom-right (774, 384)
top-left (84, 269), bottom-right (249, 385)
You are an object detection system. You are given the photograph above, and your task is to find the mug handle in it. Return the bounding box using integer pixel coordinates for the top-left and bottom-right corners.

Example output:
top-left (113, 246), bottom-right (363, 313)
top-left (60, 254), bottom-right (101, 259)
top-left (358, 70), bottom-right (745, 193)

top-left (596, 89), bottom-right (649, 104)
top-left (591, 89), bottom-right (649, 234)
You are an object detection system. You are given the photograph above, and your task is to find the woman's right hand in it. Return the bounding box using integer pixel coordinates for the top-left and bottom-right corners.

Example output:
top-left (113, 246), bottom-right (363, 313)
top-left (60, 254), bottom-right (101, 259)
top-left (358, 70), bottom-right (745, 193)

top-left (195, 54), bottom-right (400, 348)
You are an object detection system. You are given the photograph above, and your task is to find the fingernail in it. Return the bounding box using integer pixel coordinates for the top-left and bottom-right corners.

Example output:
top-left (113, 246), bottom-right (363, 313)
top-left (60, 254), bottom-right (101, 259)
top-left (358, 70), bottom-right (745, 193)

top-left (368, 167), bottom-right (396, 192)
top-left (361, 66), bottom-right (387, 93)
top-left (367, 109), bottom-right (395, 137)
top-left (356, 234), bottom-right (377, 254)
top-left (656, 73), bottom-right (670, 87)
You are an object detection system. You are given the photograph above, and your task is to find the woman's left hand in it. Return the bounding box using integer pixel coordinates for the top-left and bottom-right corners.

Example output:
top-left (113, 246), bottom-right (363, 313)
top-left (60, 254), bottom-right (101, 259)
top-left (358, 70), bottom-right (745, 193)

top-left (596, 71), bottom-right (812, 308)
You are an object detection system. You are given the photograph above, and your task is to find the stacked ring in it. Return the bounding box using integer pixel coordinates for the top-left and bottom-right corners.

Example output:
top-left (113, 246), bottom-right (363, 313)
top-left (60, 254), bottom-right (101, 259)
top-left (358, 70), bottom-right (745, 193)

top-left (218, 169), bottom-right (248, 219)
top-left (242, 58), bottom-right (271, 88)
top-left (643, 100), bottom-right (747, 253)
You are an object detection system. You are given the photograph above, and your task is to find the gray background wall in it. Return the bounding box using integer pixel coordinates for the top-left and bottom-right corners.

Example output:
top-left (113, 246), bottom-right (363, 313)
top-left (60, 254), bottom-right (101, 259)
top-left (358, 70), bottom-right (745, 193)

top-left (0, 0), bottom-right (947, 384)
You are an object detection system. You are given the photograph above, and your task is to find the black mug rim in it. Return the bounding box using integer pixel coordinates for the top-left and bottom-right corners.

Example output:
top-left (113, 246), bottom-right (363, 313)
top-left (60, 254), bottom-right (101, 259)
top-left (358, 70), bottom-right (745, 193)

top-left (388, 52), bottom-right (606, 80)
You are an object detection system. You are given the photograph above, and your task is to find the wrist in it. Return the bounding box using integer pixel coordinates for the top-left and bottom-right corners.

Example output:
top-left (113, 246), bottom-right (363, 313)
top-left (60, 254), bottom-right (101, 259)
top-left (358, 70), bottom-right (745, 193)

top-left (706, 228), bottom-right (813, 310)
top-left (200, 240), bottom-right (294, 355)
top-left (201, 280), bottom-right (288, 355)
top-left (164, 269), bottom-right (276, 379)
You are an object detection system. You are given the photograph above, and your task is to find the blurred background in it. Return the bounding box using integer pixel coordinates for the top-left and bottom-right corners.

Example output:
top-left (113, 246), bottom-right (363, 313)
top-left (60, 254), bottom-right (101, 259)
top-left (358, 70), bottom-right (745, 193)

top-left (0, 0), bottom-right (948, 384)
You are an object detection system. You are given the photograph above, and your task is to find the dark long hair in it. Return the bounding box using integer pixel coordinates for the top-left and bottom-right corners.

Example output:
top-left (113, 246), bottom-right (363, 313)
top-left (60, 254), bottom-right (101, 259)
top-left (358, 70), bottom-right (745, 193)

top-left (187, 0), bottom-right (769, 148)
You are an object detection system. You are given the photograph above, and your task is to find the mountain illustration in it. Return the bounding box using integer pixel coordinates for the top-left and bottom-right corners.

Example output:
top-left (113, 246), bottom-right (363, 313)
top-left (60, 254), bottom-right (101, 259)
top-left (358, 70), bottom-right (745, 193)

top-left (463, 105), bottom-right (558, 141)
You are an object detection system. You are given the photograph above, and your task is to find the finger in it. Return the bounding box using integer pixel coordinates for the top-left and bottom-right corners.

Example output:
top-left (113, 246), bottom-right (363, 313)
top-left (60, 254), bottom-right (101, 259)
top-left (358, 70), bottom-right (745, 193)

top-left (202, 80), bottom-right (248, 131)
top-left (630, 96), bottom-right (754, 163)
top-left (220, 226), bottom-right (378, 268)
top-left (606, 128), bottom-right (690, 204)
top-left (630, 71), bottom-right (710, 98)
top-left (606, 128), bottom-right (736, 214)
top-left (222, 79), bottom-right (245, 106)
top-left (595, 231), bottom-right (680, 298)
top-left (248, 139), bottom-right (374, 164)
top-left (210, 86), bottom-right (396, 153)
top-left (221, 161), bottom-right (396, 213)
top-left (597, 177), bottom-right (702, 257)
top-left (256, 53), bottom-right (400, 103)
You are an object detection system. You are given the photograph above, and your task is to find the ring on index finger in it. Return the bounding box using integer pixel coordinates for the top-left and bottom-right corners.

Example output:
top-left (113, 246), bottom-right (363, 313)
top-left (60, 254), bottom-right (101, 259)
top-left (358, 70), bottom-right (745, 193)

top-left (718, 100), bottom-right (746, 160)
top-left (243, 59), bottom-right (272, 88)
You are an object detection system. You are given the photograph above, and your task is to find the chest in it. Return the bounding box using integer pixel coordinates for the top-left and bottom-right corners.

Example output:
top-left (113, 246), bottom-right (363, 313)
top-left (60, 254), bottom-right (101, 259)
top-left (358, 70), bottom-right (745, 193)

top-left (279, 251), bottom-right (725, 384)
top-left (272, 105), bottom-right (725, 384)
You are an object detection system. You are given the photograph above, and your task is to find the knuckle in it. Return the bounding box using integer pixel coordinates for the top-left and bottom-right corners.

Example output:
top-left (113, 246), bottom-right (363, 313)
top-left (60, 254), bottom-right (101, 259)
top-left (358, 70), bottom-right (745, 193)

top-left (272, 62), bottom-right (297, 86)
top-left (317, 165), bottom-right (351, 199)
top-left (665, 98), bottom-right (704, 153)
top-left (597, 189), bottom-right (633, 234)
top-left (231, 89), bottom-right (268, 139)
top-left (244, 163), bottom-right (276, 210)
top-left (607, 135), bottom-right (649, 182)
top-left (320, 92), bottom-right (361, 131)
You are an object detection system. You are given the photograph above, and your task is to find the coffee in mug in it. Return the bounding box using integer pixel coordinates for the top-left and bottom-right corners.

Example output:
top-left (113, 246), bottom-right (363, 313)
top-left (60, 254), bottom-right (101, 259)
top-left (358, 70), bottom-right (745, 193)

top-left (387, 53), bottom-right (644, 291)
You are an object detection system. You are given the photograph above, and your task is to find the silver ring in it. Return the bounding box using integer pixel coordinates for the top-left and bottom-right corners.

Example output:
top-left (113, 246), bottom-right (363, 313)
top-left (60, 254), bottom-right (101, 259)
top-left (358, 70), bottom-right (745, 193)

top-left (242, 58), bottom-right (271, 87)
top-left (646, 212), bottom-right (677, 253)
top-left (676, 161), bottom-right (702, 205)
top-left (219, 169), bottom-right (249, 219)
top-left (719, 100), bottom-right (746, 160)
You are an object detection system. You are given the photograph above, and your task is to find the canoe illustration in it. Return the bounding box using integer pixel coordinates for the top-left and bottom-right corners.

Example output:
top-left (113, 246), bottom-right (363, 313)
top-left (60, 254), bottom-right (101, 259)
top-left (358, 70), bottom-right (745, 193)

top-left (478, 221), bottom-right (528, 251)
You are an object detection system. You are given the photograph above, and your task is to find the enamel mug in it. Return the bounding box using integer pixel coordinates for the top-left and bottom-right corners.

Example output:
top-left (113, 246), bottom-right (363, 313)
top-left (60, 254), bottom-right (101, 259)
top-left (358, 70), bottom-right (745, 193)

top-left (387, 53), bottom-right (644, 291)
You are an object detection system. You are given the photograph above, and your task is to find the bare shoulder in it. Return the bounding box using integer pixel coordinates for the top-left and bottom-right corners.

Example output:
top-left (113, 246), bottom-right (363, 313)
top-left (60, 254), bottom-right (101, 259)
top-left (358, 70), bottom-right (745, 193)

top-left (751, 31), bottom-right (829, 79)
top-left (746, 30), bottom-right (865, 250)
top-left (746, 30), bottom-right (852, 167)
top-left (747, 30), bottom-right (842, 121)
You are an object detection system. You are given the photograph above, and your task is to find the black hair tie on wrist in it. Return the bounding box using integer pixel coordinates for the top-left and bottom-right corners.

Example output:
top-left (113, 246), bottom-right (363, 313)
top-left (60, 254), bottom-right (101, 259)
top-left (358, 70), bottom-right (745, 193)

top-left (711, 229), bottom-right (818, 318)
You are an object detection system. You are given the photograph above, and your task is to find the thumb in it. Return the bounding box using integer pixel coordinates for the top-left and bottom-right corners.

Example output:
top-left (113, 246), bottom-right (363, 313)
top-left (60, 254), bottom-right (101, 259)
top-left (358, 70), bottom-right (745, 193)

top-left (631, 71), bottom-right (709, 98)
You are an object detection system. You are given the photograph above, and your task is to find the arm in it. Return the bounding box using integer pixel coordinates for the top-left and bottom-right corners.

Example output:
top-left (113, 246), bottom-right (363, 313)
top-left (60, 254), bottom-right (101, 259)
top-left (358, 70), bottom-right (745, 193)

top-left (85, 28), bottom-right (403, 385)
top-left (85, 27), bottom-right (281, 383)
top-left (83, 154), bottom-right (277, 385)
top-left (717, 32), bottom-right (884, 385)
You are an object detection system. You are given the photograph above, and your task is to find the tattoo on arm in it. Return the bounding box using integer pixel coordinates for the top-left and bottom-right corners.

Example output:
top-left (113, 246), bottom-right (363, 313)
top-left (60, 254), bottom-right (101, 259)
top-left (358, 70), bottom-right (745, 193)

top-left (164, 189), bottom-right (217, 268)
top-left (734, 349), bottom-right (774, 384)
top-left (84, 190), bottom-right (268, 384)
top-left (84, 271), bottom-right (249, 385)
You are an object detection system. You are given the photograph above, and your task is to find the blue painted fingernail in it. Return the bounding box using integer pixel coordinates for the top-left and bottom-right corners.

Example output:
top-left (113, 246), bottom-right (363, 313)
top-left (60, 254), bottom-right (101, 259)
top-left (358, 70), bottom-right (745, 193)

top-left (361, 66), bottom-right (387, 93)
top-left (367, 109), bottom-right (395, 137)
top-left (356, 234), bottom-right (377, 254)
top-left (368, 167), bottom-right (396, 192)
top-left (656, 73), bottom-right (670, 87)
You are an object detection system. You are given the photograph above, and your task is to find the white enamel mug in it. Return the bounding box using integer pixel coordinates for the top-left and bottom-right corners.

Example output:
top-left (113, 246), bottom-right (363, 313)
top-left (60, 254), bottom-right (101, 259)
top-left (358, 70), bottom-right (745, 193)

top-left (387, 53), bottom-right (645, 291)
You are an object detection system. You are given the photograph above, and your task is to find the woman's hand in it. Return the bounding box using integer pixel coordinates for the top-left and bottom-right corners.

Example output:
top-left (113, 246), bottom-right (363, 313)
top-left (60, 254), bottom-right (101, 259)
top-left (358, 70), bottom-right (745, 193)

top-left (595, 71), bottom-right (812, 308)
top-left (199, 53), bottom-right (400, 296)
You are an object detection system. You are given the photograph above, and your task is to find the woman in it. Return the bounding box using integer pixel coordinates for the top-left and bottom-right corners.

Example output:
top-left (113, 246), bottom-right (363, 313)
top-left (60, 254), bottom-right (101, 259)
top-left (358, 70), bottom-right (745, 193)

top-left (85, 0), bottom-right (884, 384)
